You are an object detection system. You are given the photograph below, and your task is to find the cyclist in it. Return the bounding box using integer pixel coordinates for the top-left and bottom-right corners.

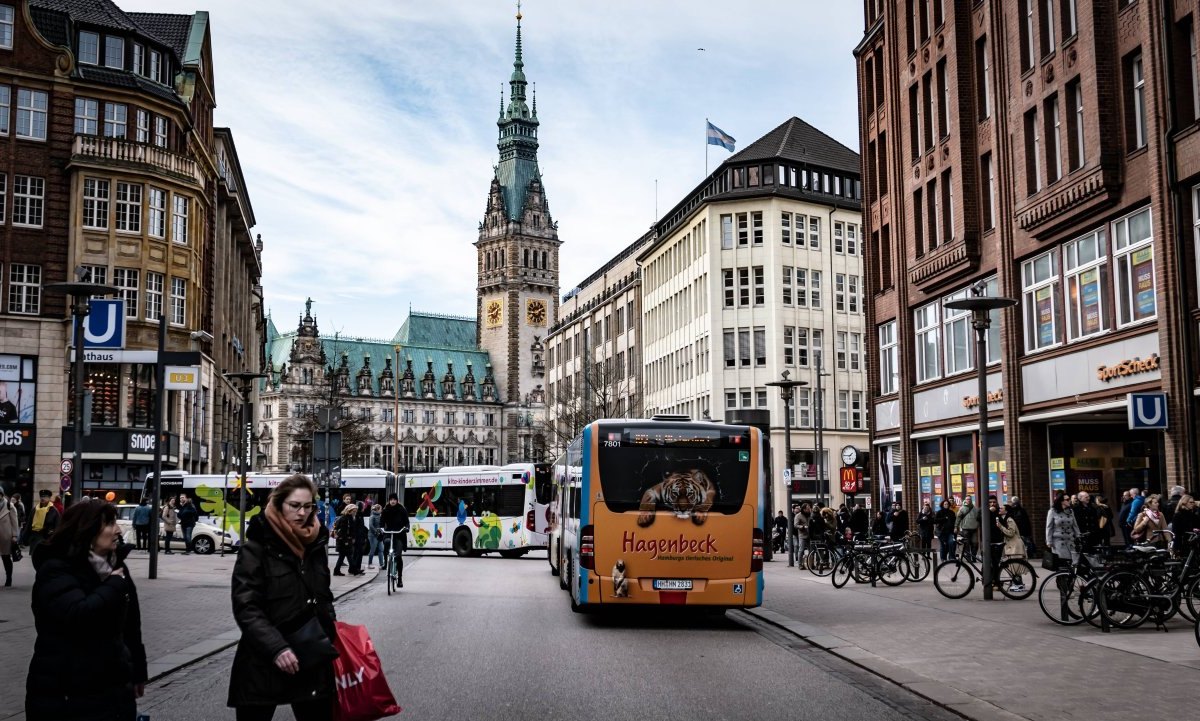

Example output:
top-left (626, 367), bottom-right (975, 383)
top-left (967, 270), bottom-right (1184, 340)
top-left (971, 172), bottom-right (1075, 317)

top-left (380, 493), bottom-right (410, 588)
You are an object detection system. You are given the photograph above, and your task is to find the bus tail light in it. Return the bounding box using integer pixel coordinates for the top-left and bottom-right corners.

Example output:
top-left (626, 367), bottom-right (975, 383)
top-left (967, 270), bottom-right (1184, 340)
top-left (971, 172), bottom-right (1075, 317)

top-left (580, 525), bottom-right (595, 570)
top-left (751, 528), bottom-right (764, 572)
top-left (526, 509), bottom-right (535, 531)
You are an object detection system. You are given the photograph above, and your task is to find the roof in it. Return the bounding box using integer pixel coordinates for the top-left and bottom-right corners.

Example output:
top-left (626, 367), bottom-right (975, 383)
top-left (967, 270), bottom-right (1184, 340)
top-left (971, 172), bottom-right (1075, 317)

top-left (31, 0), bottom-right (144, 33)
top-left (127, 11), bottom-right (193, 60)
top-left (392, 311), bottom-right (478, 350)
top-left (726, 116), bottom-right (860, 175)
top-left (77, 65), bottom-right (179, 104)
top-left (494, 158), bottom-right (540, 221)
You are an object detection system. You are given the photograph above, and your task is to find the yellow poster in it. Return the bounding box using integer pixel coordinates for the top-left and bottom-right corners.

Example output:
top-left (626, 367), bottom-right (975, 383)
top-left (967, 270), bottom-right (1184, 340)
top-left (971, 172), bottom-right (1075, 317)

top-left (999, 461), bottom-right (1007, 473)
top-left (963, 463), bottom-right (975, 474)
top-left (988, 461), bottom-right (998, 472)
top-left (951, 475), bottom-right (963, 493)
top-left (1049, 458), bottom-right (1064, 470)
top-left (950, 464), bottom-right (963, 475)
top-left (932, 466), bottom-right (942, 476)
top-left (919, 466), bottom-right (932, 477)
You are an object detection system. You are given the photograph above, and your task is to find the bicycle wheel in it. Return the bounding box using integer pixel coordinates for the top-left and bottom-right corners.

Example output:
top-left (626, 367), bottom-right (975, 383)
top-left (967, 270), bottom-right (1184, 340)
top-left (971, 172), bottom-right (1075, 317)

top-left (997, 559), bottom-right (1036, 600)
top-left (1038, 572), bottom-right (1087, 625)
top-left (851, 554), bottom-right (875, 584)
top-left (386, 554), bottom-right (395, 596)
top-left (1183, 576), bottom-right (1200, 622)
top-left (1145, 571), bottom-right (1180, 623)
top-left (904, 551), bottom-right (931, 582)
top-left (933, 559), bottom-right (975, 599)
top-left (831, 556), bottom-right (853, 588)
top-left (1097, 571), bottom-right (1153, 629)
top-left (807, 547), bottom-right (834, 577)
top-left (1079, 576), bottom-right (1105, 628)
top-left (879, 553), bottom-right (910, 586)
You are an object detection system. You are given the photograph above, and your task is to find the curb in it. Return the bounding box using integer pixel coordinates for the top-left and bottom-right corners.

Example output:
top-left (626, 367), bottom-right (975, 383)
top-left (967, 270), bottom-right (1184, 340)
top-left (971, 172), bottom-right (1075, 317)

top-left (145, 568), bottom-right (379, 682)
top-left (742, 606), bottom-right (1031, 721)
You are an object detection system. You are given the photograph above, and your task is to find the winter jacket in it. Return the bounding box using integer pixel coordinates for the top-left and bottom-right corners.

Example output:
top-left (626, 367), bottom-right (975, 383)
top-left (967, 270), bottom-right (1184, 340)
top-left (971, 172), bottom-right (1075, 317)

top-left (917, 509), bottom-right (935, 535)
top-left (160, 505), bottom-right (178, 534)
top-left (1133, 509), bottom-right (1169, 547)
top-left (1046, 508), bottom-right (1081, 561)
top-left (26, 542), bottom-right (146, 721)
top-left (1007, 504), bottom-right (1033, 537)
top-left (849, 507), bottom-right (869, 536)
top-left (22, 501), bottom-right (59, 537)
top-left (1165, 493), bottom-right (1183, 524)
top-left (956, 503), bottom-right (980, 531)
top-left (935, 508), bottom-right (956, 536)
top-left (1095, 503), bottom-right (1116, 540)
top-left (369, 510), bottom-right (382, 541)
top-left (1126, 495), bottom-right (1145, 525)
top-left (131, 504), bottom-right (152, 527)
top-left (888, 509), bottom-right (909, 540)
top-left (1072, 502), bottom-right (1099, 543)
top-left (0, 501), bottom-right (19, 555)
top-left (995, 513), bottom-right (1025, 559)
top-left (227, 515), bottom-right (337, 708)
top-left (176, 502), bottom-right (199, 529)
top-left (1172, 506), bottom-right (1199, 544)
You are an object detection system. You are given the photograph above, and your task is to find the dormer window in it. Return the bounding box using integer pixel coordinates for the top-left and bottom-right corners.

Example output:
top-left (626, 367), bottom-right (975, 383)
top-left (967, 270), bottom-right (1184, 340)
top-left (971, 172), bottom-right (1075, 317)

top-left (0, 6), bottom-right (14, 49)
top-left (79, 31), bottom-right (100, 65)
top-left (132, 43), bottom-right (143, 75)
top-left (149, 50), bottom-right (161, 83)
top-left (105, 36), bottom-right (124, 69)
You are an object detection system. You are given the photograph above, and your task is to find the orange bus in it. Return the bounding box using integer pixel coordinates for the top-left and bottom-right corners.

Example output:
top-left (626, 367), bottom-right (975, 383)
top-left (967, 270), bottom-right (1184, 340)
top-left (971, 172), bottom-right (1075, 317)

top-left (555, 416), bottom-right (766, 611)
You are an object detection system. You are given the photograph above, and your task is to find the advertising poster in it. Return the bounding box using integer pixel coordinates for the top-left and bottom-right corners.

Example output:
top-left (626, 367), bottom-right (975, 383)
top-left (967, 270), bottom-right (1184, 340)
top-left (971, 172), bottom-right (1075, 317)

top-left (1036, 286), bottom-right (1054, 347)
top-left (1050, 467), bottom-right (1067, 499)
top-left (1132, 247), bottom-right (1155, 320)
top-left (965, 473), bottom-right (977, 495)
top-left (0, 355), bottom-right (36, 424)
top-left (932, 466), bottom-right (944, 498)
top-left (1080, 268), bottom-right (1102, 335)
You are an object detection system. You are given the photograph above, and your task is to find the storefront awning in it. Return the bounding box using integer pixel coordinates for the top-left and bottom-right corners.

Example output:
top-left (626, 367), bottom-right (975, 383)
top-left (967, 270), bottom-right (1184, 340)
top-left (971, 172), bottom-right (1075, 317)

top-left (909, 420), bottom-right (1003, 440)
top-left (1017, 399), bottom-right (1127, 424)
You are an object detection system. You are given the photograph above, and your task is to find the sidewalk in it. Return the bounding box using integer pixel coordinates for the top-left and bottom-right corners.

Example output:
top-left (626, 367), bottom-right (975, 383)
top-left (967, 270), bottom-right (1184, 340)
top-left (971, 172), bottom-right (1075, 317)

top-left (752, 561), bottom-right (1200, 721)
top-left (0, 550), bottom-right (376, 720)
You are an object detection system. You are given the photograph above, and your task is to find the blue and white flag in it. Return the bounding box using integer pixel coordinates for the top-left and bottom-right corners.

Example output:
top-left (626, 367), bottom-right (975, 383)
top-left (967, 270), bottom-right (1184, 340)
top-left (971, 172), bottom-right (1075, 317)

top-left (706, 121), bottom-right (736, 152)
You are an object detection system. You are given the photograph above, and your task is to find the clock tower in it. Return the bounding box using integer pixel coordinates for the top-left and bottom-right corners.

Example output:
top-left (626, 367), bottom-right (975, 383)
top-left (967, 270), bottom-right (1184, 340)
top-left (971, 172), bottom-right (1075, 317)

top-left (476, 8), bottom-right (560, 461)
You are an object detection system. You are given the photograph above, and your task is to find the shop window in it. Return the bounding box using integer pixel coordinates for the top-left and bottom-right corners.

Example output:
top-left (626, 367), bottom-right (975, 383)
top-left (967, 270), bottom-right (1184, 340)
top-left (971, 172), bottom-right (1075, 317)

top-left (917, 439), bottom-right (943, 509)
top-left (1064, 228), bottom-right (1108, 339)
top-left (1113, 207), bottom-right (1155, 326)
top-left (946, 434), bottom-right (976, 505)
top-left (1022, 249), bottom-right (1061, 351)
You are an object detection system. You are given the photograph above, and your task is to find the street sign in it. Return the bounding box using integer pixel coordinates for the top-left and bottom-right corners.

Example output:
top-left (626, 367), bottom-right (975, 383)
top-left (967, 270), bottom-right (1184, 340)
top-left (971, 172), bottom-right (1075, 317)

top-left (83, 299), bottom-right (125, 349)
top-left (71, 349), bottom-right (159, 364)
top-left (60, 474), bottom-right (72, 491)
top-left (840, 467), bottom-right (859, 494)
top-left (164, 365), bottom-right (200, 390)
top-left (1128, 392), bottom-right (1168, 430)
top-left (60, 458), bottom-right (73, 475)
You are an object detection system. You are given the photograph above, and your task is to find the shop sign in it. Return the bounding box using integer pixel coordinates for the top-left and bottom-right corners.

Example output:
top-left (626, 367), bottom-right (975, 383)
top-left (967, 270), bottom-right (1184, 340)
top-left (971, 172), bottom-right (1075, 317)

top-left (164, 366), bottom-right (200, 390)
top-left (1127, 392), bottom-right (1168, 430)
top-left (1023, 332), bottom-right (1160, 404)
top-left (128, 432), bottom-right (159, 453)
top-left (840, 467), bottom-right (861, 494)
top-left (0, 427), bottom-right (34, 451)
top-left (961, 388), bottom-right (1003, 409)
top-left (1097, 354), bottom-right (1159, 383)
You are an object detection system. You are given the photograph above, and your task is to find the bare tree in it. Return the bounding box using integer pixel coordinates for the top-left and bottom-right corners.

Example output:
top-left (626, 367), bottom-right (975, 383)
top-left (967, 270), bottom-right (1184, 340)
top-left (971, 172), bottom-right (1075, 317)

top-left (546, 356), bottom-right (641, 459)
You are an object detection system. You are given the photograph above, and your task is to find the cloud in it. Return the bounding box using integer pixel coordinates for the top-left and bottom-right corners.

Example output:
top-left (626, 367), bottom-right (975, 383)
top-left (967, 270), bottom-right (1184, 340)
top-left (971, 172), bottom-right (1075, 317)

top-left (119, 0), bottom-right (863, 337)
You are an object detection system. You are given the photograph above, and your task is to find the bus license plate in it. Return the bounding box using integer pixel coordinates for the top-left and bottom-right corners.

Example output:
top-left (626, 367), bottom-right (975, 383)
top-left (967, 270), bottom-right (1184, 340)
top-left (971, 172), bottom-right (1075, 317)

top-left (653, 579), bottom-right (693, 591)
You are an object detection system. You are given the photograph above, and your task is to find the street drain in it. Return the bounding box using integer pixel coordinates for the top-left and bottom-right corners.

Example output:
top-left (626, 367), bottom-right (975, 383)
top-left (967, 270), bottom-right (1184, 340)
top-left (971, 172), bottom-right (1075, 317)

top-left (427, 601), bottom-right (441, 607)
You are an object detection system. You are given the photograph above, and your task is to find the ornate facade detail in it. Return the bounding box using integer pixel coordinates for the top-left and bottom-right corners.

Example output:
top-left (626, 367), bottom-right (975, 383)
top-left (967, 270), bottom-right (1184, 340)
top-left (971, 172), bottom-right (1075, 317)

top-left (531, 336), bottom-right (545, 377)
top-left (379, 357), bottom-right (395, 397)
top-left (400, 358), bottom-right (416, 398)
top-left (462, 362), bottom-right (477, 401)
top-left (441, 362), bottom-right (458, 400)
top-left (356, 355), bottom-right (374, 396)
top-left (420, 360), bottom-right (437, 399)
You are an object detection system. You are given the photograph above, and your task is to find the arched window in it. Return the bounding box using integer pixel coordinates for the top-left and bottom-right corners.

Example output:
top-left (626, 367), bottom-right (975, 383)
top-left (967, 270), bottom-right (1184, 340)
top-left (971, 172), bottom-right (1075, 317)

top-left (499, 249), bottom-right (505, 266)
top-left (541, 250), bottom-right (547, 269)
top-left (522, 248), bottom-right (529, 267)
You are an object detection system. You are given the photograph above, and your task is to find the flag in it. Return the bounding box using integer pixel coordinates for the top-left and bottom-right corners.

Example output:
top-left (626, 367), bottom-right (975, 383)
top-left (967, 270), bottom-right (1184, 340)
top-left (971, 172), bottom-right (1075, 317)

top-left (706, 121), bottom-right (736, 152)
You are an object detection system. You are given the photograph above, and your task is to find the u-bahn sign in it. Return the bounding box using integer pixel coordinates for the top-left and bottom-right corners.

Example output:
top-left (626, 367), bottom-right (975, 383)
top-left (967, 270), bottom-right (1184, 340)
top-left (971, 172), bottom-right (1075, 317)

top-left (1127, 392), bottom-right (1168, 430)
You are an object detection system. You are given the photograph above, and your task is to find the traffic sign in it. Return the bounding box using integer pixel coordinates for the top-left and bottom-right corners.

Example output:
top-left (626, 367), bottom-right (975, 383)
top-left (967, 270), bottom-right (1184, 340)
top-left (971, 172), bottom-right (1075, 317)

top-left (83, 299), bottom-right (126, 349)
top-left (1128, 392), bottom-right (1168, 430)
top-left (60, 458), bottom-right (73, 475)
top-left (60, 474), bottom-right (72, 491)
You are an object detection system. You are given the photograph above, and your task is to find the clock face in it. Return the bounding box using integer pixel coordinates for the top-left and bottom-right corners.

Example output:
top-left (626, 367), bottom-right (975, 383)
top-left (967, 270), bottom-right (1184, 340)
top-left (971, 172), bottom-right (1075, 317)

top-left (526, 299), bottom-right (547, 326)
top-left (841, 445), bottom-right (858, 466)
top-left (485, 300), bottom-right (503, 328)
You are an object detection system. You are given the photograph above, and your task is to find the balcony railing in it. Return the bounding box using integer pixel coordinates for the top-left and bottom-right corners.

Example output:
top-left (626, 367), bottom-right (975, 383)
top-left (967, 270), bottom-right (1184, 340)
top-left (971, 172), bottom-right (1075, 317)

top-left (72, 135), bottom-right (204, 186)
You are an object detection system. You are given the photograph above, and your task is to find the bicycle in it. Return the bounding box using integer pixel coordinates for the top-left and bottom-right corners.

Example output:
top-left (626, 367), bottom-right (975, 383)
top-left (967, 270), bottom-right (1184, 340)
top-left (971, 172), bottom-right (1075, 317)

top-left (900, 531), bottom-right (932, 582)
top-left (933, 540), bottom-right (1036, 600)
top-left (1037, 539), bottom-right (1108, 626)
top-left (382, 528), bottom-right (408, 596)
top-left (831, 534), bottom-right (909, 588)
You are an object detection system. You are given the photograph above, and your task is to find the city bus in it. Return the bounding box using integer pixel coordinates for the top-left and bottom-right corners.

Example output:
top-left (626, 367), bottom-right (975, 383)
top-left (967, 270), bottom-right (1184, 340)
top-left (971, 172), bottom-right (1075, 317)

top-left (556, 416), bottom-right (767, 611)
top-left (506, 462), bottom-right (554, 548)
top-left (402, 466), bottom-right (544, 558)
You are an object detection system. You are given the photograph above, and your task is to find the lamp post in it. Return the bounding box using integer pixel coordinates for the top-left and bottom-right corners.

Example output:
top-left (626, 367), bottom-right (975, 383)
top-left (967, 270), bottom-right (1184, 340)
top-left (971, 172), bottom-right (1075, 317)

top-left (224, 371), bottom-right (267, 546)
top-left (46, 276), bottom-right (118, 508)
top-left (767, 371), bottom-right (809, 568)
top-left (944, 289), bottom-right (1016, 601)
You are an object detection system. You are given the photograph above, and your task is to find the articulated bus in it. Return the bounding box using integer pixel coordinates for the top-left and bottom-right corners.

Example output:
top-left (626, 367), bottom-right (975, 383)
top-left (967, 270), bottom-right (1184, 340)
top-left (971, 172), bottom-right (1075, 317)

top-left (554, 416), bottom-right (767, 611)
top-left (402, 465), bottom-right (549, 558)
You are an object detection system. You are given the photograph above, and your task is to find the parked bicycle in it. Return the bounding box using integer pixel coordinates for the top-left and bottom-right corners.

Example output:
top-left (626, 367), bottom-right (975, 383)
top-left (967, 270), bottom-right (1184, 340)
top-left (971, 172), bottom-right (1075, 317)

top-left (831, 534), bottom-right (910, 588)
top-left (933, 539), bottom-right (1036, 600)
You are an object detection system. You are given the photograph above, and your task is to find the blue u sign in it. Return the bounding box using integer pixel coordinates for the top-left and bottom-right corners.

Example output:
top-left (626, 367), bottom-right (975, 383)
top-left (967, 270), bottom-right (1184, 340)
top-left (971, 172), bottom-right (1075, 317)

top-left (84, 299), bottom-right (126, 349)
top-left (1127, 392), bottom-right (1168, 430)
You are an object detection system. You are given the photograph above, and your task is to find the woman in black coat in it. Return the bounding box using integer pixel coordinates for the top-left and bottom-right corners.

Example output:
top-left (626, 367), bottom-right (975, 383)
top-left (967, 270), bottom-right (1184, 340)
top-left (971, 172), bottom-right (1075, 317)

top-left (26, 500), bottom-right (147, 721)
top-left (228, 474), bottom-right (337, 721)
top-left (917, 502), bottom-right (936, 549)
top-left (935, 500), bottom-right (957, 562)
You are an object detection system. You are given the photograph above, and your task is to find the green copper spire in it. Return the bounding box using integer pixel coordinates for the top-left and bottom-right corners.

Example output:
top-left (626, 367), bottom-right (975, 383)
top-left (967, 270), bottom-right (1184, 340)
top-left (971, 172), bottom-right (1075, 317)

top-left (505, 8), bottom-right (530, 119)
top-left (494, 3), bottom-right (541, 220)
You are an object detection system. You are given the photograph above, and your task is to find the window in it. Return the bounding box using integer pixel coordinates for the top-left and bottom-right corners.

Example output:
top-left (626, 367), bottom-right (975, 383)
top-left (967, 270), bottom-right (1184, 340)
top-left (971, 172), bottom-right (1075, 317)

top-left (936, 58), bottom-right (949, 138)
top-left (976, 35), bottom-right (992, 119)
top-left (154, 116), bottom-right (168, 148)
top-left (1067, 79), bottom-right (1084, 170)
top-left (1046, 94), bottom-right (1062, 184)
top-left (0, 174), bottom-right (6, 222)
top-left (928, 176), bottom-right (940, 249)
top-left (914, 188), bottom-right (925, 253)
top-left (850, 332), bottom-right (862, 372)
top-left (16, 89), bottom-right (47, 140)
top-left (753, 327), bottom-right (766, 366)
top-left (753, 266), bottom-right (764, 305)
top-left (116, 182), bottom-right (141, 233)
top-left (981, 152), bottom-right (995, 230)
top-left (1022, 249), bottom-right (1061, 350)
top-left (797, 328), bottom-right (810, 367)
top-left (797, 388), bottom-right (811, 427)
top-left (1040, 0), bottom-right (1056, 58)
top-left (1063, 0), bottom-right (1077, 39)
top-left (103, 102), bottom-right (126, 138)
top-left (136, 109), bottom-right (150, 143)
top-left (723, 330), bottom-right (735, 368)
top-left (1063, 228), bottom-right (1108, 339)
top-left (915, 302), bottom-right (940, 382)
top-left (145, 272), bottom-right (163, 321)
top-left (148, 187), bottom-right (166, 238)
top-left (796, 268), bottom-right (808, 308)
top-left (149, 50), bottom-right (161, 83)
top-left (812, 329), bottom-right (824, 369)
top-left (1113, 207), bottom-right (1155, 325)
top-left (1020, 0), bottom-right (1035, 71)
top-left (752, 212), bottom-right (763, 244)
top-left (721, 214), bottom-right (733, 249)
top-left (132, 43), bottom-right (144, 75)
top-left (837, 391), bottom-right (849, 429)
top-left (8, 264), bottom-right (40, 314)
top-left (810, 270), bottom-right (822, 309)
top-left (0, 5), bottom-right (12, 49)
top-left (879, 321), bottom-right (899, 394)
top-left (781, 212), bottom-right (791, 244)
top-left (836, 331), bottom-right (848, 370)
top-left (723, 268), bottom-right (734, 308)
top-left (849, 275), bottom-right (860, 313)
top-left (738, 329), bottom-right (750, 367)
top-left (782, 266), bottom-right (793, 305)
top-left (1129, 51), bottom-right (1146, 150)
top-left (834, 222), bottom-right (845, 253)
top-left (922, 70), bottom-right (934, 149)
top-left (1025, 107), bottom-right (1042, 194)
top-left (1192, 19), bottom-right (1200, 123)
top-left (79, 31), bottom-right (100, 65)
top-left (808, 217), bottom-right (820, 249)
top-left (738, 267), bottom-right (749, 306)
top-left (113, 268), bottom-right (138, 318)
top-left (942, 289), bottom-right (974, 376)
top-left (909, 83), bottom-right (921, 158)
top-left (82, 178), bottom-right (109, 229)
top-left (170, 276), bottom-right (187, 325)
top-left (82, 265), bottom-right (107, 288)
top-left (835, 273), bottom-right (846, 312)
top-left (0, 86), bottom-right (9, 137)
top-left (737, 213), bottom-right (748, 246)
top-left (12, 175), bottom-right (43, 227)
top-left (847, 224), bottom-right (858, 255)
top-left (756, 389), bottom-right (768, 408)
top-left (784, 326), bottom-right (795, 365)
top-left (105, 36), bottom-right (124, 69)
top-left (172, 195), bottom-right (189, 244)
top-left (74, 98), bottom-right (98, 135)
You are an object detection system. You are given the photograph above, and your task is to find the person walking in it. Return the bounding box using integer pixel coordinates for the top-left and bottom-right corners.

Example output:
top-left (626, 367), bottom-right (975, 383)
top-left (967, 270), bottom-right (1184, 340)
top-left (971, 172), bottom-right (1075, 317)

top-left (332, 504), bottom-right (356, 577)
top-left (131, 498), bottom-right (152, 551)
top-left (1132, 494), bottom-right (1170, 548)
top-left (793, 502), bottom-right (812, 561)
top-left (935, 499), bottom-right (957, 562)
top-left (1046, 493), bottom-right (1082, 567)
top-left (1072, 491), bottom-right (1099, 550)
top-left (228, 474), bottom-right (337, 721)
top-left (380, 493), bottom-right (409, 587)
top-left (11, 492), bottom-right (26, 528)
top-left (26, 501), bottom-right (147, 720)
top-left (916, 501), bottom-right (935, 550)
top-left (176, 494), bottom-right (199, 554)
top-left (1094, 495), bottom-right (1116, 548)
top-left (955, 496), bottom-right (981, 562)
top-left (22, 490), bottom-right (60, 555)
top-left (0, 489), bottom-right (19, 587)
top-left (849, 503), bottom-right (869, 538)
top-left (349, 502), bottom-right (367, 576)
top-left (871, 510), bottom-right (889, 537)
top-left (1116, 490), bottom-right (1134, 548)
top-left (995, 501), bottom-right (1028, 593)
top-left (888, 500), bottom-right (909, 541)
top-left (160, 498), bottom-right (179, 554)
top-left (772, 510), bottom-right (788, 553)
top-left (366, 504), bottom-right (384, 570)
top-left (1006, 496), bottom-right (1035, 557)
top-left (1123, 488), bottom-right (1145, 548)
top-left (1171, 494), bottom-right (1198, 554)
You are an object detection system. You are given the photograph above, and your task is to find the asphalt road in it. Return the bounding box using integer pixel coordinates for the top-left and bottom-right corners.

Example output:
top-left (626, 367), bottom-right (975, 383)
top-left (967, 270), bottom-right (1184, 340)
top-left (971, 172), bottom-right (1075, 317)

top-left (138, 551), bottom-right (960, 721)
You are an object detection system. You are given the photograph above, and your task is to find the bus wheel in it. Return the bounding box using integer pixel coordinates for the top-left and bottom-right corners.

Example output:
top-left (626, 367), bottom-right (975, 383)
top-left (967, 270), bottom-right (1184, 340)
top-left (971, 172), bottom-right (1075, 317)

top-left (499, 549), bottom-right (524, 559)
top-left (568, 557), bottom-right (583, 613)
top-left (452, 529), bottom-right (473, 557)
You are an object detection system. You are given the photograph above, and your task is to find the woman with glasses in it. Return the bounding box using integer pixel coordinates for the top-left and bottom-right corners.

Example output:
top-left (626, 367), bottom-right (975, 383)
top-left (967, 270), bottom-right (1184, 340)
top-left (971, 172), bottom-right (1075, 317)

top-left (228, 474), bottom-right (337, 721)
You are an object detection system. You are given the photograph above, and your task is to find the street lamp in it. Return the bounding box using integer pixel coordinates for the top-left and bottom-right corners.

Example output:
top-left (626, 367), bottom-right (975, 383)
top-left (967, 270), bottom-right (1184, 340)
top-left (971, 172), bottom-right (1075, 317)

top-left (225, 371), bottom-right (268, 546)
top-left (944, 287), bottom-right (1016, 601)
top-left (46, 275), bottom-right (118, 508)
top-left (766, 370), bottom-right (809, 568)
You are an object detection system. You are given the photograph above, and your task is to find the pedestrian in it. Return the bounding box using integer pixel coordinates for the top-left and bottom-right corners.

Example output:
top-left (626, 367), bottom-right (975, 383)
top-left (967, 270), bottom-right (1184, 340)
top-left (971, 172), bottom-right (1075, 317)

top-left (1006, 496), bottom-right (1035, 557)
top-left (916, 501), bottom-right (934, 549)
top-left (1116, 490), bottom-right (1134, 548)
top-left (177, 494), bottom-right (199, 554)
top-left (1093, 494), bottom-right (1115, 548)
top-left (935, 499), bottom-right (956, 562)
top-left (367, 503), bottom-right (384, 570)
top-left (160, 497), bottom-right (178, 554)
top-left (131, 497), bottom-right (152, 551)
top-left (315, 498), bottom-right (327, 529)
top-left (1124, 488), bottom-right (1145, 547)
top-left (11, 492), bottom-right (25, 527)
top-left (332, 504), bottom-right (356, 576)
top-left (1171, 494), bottom-right (1198, 554)
top-left (871, 510), bottom-right (889, 537)
top-left (228, 473), bottom-right (337, 721)
top-left (1045, 493), bottom-right (1081, 567)
top-left (793, 502), bottom-right (812, 561)
top-left (888, 500), bottom-right (909, 541)
top-left (1164, 485), bottom-right (1185, 523)
top-left (0, 489), bottom-right (19, 587)
top-left (1132, 493), bottom-right (1170, 548)
top-left (51, 494), bottom-right (63, 515)
top-left (25, 500), bottom-right (147, 720)
top-left (836, 504), bottom-right (851, 533)
top-left (21, 490), bottom-right (60, 555)
top-left (995, 501), bottom-right (1027, 593)
top-left (772, 510), bottom-right (788, 553)
top-left (955, 496), bottom-right (981, 562)
top-left (350, 502), bottom-right (368, 576)
top-left (380, 493), bottom-right (409, 587)
top-left (849, 503), bottom-right (869, 538)
top-left (1072, 491), bottom-right (1099, 550)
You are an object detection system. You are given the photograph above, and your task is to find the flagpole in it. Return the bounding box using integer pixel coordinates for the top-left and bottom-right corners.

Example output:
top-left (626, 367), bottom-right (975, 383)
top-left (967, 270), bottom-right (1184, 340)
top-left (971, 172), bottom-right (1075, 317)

top-left (705, 117), bottom-right (709, 177)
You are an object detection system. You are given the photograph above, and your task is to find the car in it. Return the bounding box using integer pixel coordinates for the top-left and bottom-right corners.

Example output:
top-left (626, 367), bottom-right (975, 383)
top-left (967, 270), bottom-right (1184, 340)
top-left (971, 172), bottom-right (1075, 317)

top-left (114, 503), bottom-right (234, 554)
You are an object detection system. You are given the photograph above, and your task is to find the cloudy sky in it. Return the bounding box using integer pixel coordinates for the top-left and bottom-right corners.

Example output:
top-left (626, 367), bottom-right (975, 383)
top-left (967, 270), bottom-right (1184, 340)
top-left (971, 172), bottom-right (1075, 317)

top-left (123, 0), bottom-right (864, 340)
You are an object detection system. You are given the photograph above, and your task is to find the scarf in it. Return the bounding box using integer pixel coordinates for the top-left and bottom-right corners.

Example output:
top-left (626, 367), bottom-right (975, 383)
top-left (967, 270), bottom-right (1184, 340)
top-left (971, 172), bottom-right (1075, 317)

top-left (265, 502), bottom-right (320, 559)
top-left (1142, 508), bottom-right (1162, 525)
top-left (89, 551), bottom-right (115, 580)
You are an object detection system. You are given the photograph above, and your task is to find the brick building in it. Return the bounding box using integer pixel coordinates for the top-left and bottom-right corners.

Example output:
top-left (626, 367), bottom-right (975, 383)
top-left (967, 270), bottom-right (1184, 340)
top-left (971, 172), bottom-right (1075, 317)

top-left (858, 0), bottom-right (1200, 529)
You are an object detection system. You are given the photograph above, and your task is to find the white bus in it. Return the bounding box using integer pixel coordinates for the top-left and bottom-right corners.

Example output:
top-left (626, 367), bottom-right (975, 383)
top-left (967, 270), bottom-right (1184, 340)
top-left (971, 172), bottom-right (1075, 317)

top-left (402, 466), bottom-right (544, 558)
